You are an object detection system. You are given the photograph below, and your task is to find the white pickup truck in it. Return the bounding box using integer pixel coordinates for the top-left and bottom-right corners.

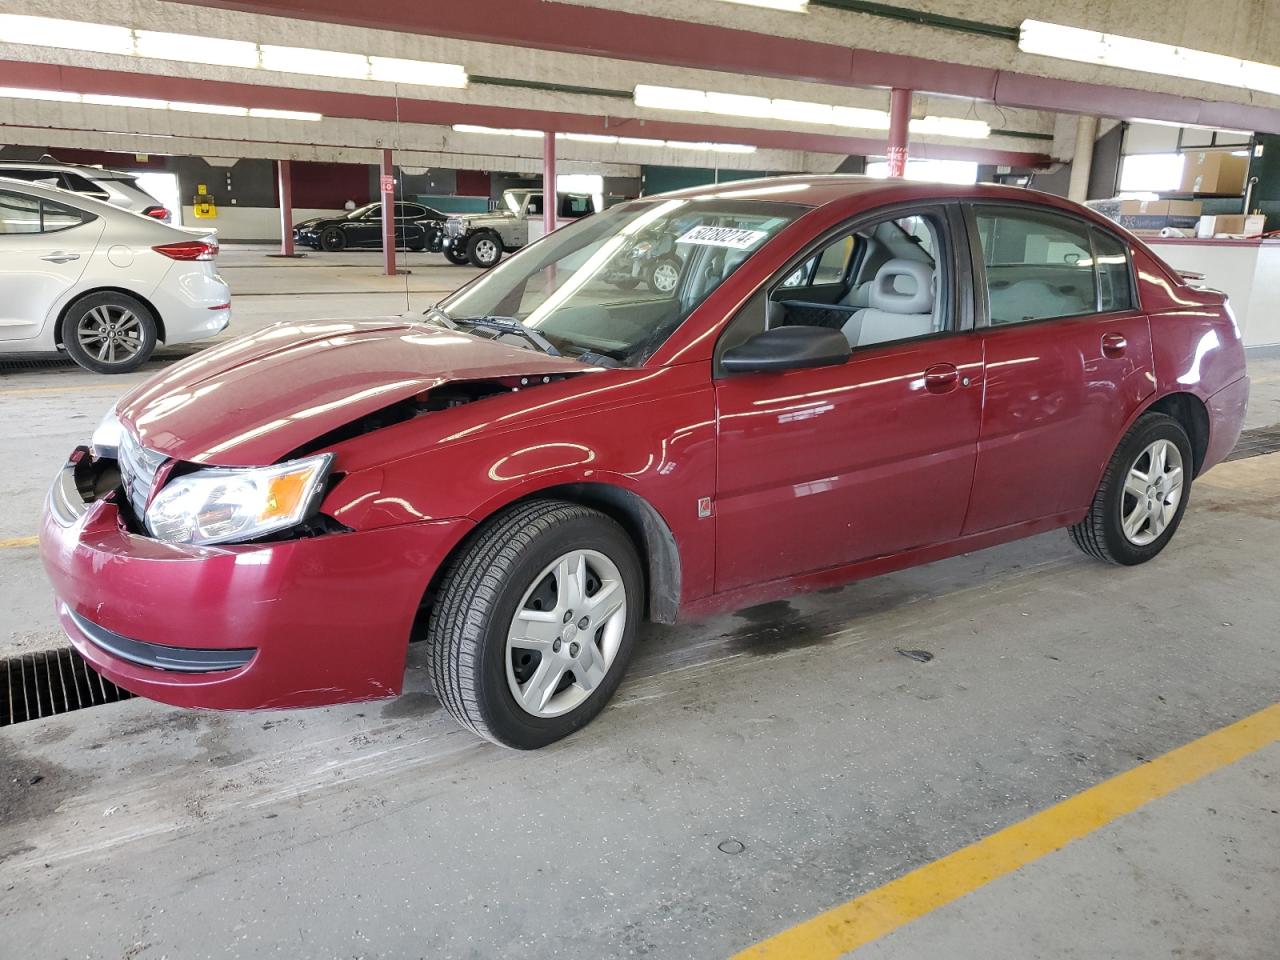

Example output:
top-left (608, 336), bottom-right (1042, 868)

top-left (440, 189), bottom-right (598, 267)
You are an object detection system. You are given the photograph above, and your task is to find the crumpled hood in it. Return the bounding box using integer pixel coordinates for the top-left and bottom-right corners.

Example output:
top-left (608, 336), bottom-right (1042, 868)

top-left (116, 318), bottom-right (589, 466)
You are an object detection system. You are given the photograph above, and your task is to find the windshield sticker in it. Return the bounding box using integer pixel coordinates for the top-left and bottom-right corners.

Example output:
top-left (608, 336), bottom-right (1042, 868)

top-left (675, 225), bottom-right (770, 250)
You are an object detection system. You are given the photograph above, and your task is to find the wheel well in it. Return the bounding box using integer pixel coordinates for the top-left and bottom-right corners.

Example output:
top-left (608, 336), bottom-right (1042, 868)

top-left (1146, 392), bottom-right (1210, 475)
top-left (413, 484), bottom-right (682, 638)
top-left (55, 287), bottom-right (166, 345)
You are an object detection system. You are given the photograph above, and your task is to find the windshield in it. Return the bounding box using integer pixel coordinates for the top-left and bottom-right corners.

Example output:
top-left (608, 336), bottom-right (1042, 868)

top-left (347, 203), bottom-right (379, 220)
top-left (438, 197), bottom-right (807, 365)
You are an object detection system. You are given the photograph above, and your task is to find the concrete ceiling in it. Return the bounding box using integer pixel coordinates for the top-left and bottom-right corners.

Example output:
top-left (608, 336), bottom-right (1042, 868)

top-left (2, 0), bottom-right (1275, 170)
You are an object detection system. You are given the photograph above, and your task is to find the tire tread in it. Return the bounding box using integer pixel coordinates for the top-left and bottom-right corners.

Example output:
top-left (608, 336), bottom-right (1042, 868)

top-left (425, 499), bottom-right (619, 745)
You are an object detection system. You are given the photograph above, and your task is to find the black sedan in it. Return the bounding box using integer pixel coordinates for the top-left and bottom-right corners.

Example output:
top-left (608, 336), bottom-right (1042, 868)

top-left (294, 202), bottom-right (447, 252)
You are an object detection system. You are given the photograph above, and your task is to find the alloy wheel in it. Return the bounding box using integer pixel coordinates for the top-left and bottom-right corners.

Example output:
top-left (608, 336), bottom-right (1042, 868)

top-left (1120, 438), bottom-right (1185, 546)
top-left (505, 549), bottom-right (628, 718)
top-left (76, 305), bottom-right (144, 366)
top-left (476, 238), bottom-right (499, 265)
top-left (651, 261), bottom-right (680, 293)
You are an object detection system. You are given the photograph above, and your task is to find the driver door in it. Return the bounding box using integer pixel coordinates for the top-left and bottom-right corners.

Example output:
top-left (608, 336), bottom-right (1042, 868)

top-left (712, 204), bottom-right (984, 593)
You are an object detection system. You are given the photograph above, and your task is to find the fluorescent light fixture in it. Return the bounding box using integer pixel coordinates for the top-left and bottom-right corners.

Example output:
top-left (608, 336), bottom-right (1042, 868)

top-left (0, 14), bottom-right (133, 55)
top-left (369, 56), bottom-right (467, 88)
top-left (666, 141), bottom-right (757, 153)
top-left (261, 44), bottom-right (369, 79)
top-left (451, 124), bottom-right (756, 154)
top-left (169, 102), bottom-right (251, 117)
top-left (453, 124), bottom-right (543, 139)
top-left (0, 86), bottom-right (80, 102)
top-left (634, 84), bottom-right (990, 139)
top-left (1019, 19), bottom-right (1280, 97)
top-left (558, 132), bottom-right (620, 144)
top-left (830, 104), bottom-right (892, 130)
top-left (135, 30), bottom-right (260, 68)
top-left (910, 116), bottom-right (991, 138)
top-left (0, 16), bottom-right (468, 90)
top-left (0, 86), bottom-right (322, 121)
top-left (715, 0), bottom-right (808, 11)
top-left (248, 108), bottom-right (322, 121)
top-left (82, 94), bottom-right (168, 109)
top-left (705, 91), bottom-right (775, 119)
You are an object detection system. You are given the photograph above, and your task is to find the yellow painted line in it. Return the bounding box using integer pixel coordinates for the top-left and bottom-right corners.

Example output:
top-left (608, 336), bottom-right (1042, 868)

top-left (0, 383), bottom-right (125, 397)
top-left (734, 702), bottom-right (1280, 960)
top-left (0, 536), bottom-right (39, 549)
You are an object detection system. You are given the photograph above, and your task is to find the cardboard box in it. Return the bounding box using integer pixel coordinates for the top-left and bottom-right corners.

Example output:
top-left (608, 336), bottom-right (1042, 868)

top-left (1118, 199), bottom-right (1202, 231)
top-left (1197, 214), bottom-right (1267, 238)
top-left (1180, 151), bottom-right (1250, 195)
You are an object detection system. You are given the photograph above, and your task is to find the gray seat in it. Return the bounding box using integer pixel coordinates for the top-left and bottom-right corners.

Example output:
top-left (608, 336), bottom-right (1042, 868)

top-left (841, 259), bottom-right (936, 348)
top-left (988, 278), bottom-right (1089, 325)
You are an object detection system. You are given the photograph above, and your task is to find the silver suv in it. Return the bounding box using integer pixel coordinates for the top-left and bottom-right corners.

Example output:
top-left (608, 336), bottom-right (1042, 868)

top-left (0, 159), bottom-right (170, 222)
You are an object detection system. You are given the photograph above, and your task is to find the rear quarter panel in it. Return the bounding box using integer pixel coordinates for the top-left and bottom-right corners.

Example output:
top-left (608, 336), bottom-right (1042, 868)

top-left (1132, 243), bottom-right (1249, 471)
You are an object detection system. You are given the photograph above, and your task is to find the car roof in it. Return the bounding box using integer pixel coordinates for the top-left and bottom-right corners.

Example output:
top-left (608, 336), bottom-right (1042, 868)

top-left (0, 175), bottom-right (141, 215)
top-left (0, 161), bottom-right (127, 176)
top-left (650, 173), bottom-right (1069, 210)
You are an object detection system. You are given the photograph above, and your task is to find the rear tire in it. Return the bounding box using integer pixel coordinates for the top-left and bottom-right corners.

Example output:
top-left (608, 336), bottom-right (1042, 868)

top-left (426, 500), bottom-right (642, 749)
top-left (61, 292), bottom-right (157, 374)
top-left (1069, 412), bottom-right (1193, 565)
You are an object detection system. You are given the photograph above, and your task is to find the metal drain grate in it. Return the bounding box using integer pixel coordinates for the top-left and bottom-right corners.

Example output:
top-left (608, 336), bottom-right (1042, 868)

top-left (0, 345), bottom-right (206, 373)
top-left (2, 647), bottom-right (133, 726)
top-left (1225, 424), bottom-right (1280, 462)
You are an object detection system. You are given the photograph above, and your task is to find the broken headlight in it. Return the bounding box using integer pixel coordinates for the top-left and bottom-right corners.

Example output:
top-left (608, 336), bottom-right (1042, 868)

top-left (145, 453), bottom-right (334, 546)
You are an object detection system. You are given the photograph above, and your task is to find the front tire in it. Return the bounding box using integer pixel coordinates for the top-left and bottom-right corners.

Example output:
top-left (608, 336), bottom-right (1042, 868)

top-left (61, 292), bottom-right (158, 374)
top-left (319, 227), bottom-right (345, 252)
top-left (1069, 412), bottom-right (1193, 565)
top-left (444, 245), bottom-right (470, 265)
top-left (467, 232), bottom-right (503, 268)
top-left (426, 500), bottom-right (642, 749)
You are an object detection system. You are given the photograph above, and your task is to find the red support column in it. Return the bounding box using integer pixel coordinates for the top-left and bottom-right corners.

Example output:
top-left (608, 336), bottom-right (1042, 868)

top-left (380, 148), bottom-right (396, 276)
top-left (543, 130), bottom-right (557, 238)
top-left (887, 88), bottom-right (912, 179)
top-left (277, 159), bottom-right (294, 257)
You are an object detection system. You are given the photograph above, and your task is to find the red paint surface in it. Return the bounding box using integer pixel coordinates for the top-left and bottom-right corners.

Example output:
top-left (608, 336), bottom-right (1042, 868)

top-left (887, 88), bottom-right (912, 178)
top-left (276, 158), bottom-right (293, 257)
top-left (42, 177), bottom-right (1249, 710)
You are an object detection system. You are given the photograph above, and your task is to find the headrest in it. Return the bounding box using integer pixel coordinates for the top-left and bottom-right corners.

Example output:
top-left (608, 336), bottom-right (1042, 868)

top-left (869, 258), bottom-right (934, 314)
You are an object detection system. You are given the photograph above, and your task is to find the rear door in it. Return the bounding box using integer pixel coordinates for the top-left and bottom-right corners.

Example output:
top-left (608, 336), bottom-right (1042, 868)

top-left (961, 202), bottom-right (1154, 533)
top-left (0, 189), bottom-right (102, 341)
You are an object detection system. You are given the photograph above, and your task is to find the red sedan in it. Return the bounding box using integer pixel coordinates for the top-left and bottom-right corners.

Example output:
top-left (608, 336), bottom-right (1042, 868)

top-left (41, 177), bottom-right (1249, 748)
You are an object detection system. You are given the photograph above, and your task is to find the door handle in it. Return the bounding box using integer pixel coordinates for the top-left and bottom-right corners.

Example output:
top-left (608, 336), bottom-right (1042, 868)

top-left (1101, 333), bottom-right (1128, 357)
top-left (41, 252), bottom-right (80, 264)
top-left (923, 363), bottom-right (960, 394)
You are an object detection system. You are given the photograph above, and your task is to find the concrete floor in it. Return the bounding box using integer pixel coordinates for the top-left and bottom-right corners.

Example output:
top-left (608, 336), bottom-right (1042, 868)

top-left (1, 248), bottom-right (1278, 959)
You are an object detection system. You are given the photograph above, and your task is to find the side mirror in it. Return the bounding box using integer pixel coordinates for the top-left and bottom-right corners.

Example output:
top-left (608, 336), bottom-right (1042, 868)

top-left (721, 325), bottom-right (851, 375)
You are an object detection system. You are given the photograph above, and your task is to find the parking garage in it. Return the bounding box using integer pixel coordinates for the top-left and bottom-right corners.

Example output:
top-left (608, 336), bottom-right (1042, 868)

top-left (2, 2), bottom-right (1279, 958)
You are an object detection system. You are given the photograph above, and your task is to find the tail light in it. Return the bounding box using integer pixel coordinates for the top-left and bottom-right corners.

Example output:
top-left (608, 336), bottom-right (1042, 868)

top-left (152, 238), bottom-right (218, 261)
top-left (142, 206), bottom-right (170, 221)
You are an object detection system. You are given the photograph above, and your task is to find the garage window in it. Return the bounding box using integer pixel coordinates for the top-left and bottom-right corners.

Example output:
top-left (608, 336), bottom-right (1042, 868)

top-left (974, 206), bottom-right (1131, 325)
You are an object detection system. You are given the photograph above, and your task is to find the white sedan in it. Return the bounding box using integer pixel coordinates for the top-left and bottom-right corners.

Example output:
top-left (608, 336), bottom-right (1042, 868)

top-left (0, 177), bottom-right (230, 374)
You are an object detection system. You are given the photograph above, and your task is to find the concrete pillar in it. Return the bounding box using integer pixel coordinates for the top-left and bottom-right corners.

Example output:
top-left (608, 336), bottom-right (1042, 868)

top-left (1068, 116), bottom-right (1099, 203)
top-left (380, 148), bottom-right (396, 276)
top-left (543, 130), bottom-right (557, 238)
top-left (887, 88), bottom-right (912, 178)
top-left (277, 159), bottom-right (294, 257)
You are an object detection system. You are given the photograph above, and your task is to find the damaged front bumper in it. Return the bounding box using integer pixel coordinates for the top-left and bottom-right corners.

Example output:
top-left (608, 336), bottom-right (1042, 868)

top-left (40, 453), bottom-right (473, 710)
